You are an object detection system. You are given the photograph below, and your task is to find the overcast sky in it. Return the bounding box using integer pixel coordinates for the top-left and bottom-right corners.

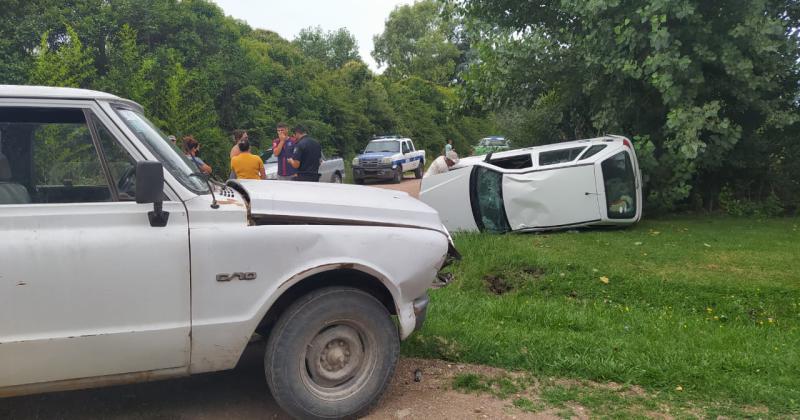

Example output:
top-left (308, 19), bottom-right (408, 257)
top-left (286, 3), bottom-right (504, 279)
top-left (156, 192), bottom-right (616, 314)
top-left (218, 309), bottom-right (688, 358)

top-left (212, 0), bottom-right (414, 71)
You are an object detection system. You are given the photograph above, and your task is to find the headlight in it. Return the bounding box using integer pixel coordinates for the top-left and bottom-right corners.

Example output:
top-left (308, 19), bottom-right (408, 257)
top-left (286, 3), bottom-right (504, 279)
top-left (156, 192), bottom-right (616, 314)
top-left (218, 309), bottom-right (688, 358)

top-left (352, 158), bottom-right (360, 166)
top-left (382, 157), bottom-right (392, 164)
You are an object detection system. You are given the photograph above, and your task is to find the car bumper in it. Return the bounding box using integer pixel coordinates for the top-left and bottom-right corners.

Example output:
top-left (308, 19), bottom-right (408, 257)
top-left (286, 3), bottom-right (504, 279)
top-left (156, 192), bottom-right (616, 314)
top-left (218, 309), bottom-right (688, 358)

top-left (353, 166), bottom-right (396, 179)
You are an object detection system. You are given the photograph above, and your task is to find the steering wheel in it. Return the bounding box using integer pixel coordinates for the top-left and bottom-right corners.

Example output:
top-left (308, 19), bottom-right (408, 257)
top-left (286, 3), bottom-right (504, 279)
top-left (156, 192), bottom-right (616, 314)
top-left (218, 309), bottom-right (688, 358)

top-left (117, 165), bottom-right (136, 198)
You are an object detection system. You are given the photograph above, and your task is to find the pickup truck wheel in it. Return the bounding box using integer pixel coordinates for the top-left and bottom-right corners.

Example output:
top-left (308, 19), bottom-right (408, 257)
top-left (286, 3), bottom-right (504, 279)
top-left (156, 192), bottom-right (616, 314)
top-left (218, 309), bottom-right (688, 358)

top-left (393, 167), bottom-right (402, 184)
top-left (354, 177), bottom-right (364, 185)
top-left (332, 172), bottom-right (342, 184)
top-left (265, 287), bottom-right (399, 420)
top-left (414, 162), bottom-right (423, 179)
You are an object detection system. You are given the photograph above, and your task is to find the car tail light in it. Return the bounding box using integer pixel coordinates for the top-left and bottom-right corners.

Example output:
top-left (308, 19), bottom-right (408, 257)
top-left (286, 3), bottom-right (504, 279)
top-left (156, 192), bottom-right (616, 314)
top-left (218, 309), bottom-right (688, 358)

top-left (623, 138), bottom-right (632, 148)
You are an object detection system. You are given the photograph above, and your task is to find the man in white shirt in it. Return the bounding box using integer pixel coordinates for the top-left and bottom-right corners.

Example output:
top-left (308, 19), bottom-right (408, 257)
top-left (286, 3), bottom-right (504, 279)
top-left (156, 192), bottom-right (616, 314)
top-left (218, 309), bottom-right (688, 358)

top-left (424, 150), bottom-right (459, 178)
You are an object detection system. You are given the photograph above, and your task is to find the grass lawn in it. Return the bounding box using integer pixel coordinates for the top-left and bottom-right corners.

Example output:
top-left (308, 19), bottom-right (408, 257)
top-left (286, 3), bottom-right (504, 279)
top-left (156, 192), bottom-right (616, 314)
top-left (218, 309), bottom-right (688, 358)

top-left (403, 216), bottom-right (800, 417)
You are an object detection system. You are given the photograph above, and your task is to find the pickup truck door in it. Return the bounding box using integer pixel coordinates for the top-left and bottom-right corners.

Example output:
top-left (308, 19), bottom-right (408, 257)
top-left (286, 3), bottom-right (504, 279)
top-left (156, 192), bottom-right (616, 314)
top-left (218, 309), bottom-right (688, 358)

top-left (318, 152), bottom-right (333, 182)
top-left (0, 102), bottom-right (190, 388)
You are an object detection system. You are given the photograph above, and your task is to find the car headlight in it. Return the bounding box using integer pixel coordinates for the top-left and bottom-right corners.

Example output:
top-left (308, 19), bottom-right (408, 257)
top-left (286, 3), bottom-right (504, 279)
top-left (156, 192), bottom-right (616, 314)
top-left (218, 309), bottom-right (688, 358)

top-left (352, 158), bottom-right (360, 166)
top-left (382, 157), bottom-right (392, 164)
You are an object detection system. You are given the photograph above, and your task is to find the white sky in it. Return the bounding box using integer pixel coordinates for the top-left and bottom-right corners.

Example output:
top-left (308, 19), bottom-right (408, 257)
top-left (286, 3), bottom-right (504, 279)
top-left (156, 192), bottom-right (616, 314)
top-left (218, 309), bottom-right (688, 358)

top-left (212, 0), bottom-right (414, 71)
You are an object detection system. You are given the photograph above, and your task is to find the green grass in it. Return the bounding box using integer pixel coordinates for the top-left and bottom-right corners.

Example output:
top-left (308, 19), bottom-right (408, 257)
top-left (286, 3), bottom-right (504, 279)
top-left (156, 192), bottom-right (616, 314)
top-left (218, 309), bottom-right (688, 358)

top-left (403, 216), bottom-right (800, 416)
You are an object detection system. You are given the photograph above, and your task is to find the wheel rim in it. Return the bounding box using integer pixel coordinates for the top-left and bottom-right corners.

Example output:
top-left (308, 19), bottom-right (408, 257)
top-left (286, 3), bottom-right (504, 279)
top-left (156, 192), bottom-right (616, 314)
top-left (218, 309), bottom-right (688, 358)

top-left (301, 322), bottom-right (376, 400)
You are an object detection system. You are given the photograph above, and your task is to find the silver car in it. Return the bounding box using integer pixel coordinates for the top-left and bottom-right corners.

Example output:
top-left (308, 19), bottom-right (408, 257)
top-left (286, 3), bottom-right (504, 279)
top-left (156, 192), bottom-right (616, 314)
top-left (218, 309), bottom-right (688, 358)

top-left (264, 151), bottom-right (345, 183)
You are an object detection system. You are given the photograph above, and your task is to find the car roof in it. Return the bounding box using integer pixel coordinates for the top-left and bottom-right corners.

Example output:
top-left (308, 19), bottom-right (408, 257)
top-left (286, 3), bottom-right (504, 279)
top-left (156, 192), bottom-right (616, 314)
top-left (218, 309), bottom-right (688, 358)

top-left (370, 137), bottom-right (410, 142)
top-left (0, 85), bottom-right (124, 100)
top-left (492, 135), bottom-right (626, 157)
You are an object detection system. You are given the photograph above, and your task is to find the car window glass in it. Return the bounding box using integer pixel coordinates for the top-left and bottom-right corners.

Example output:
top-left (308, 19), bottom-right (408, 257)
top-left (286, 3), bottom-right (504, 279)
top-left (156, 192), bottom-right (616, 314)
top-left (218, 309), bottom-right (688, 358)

top-left (0, 107), bottom-right (111, 205)
top-left (578, 144), bottom-right (607, 160)
top-left (488, 154), bottom-right (533, 169)
top-left (602, 151), bottom-right (637, 219)
top-left (91, 114), bottom-right (137, 201)
top-left (402, 142), bottom-right (410, 154)
top-left (470, 166), bottom-right (511, 233)
top-left (539, 147), bottom-right (586, 166)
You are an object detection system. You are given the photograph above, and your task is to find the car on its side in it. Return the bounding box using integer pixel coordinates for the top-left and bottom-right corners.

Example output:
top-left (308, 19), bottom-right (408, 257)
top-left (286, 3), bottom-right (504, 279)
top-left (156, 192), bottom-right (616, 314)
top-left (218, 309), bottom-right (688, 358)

top-left (264, 151), bottom-right (345, 183)
top-left (0, 85), bottom-right (458, 419)
top-left (352, 136), bottom-right (425, 184)
top-left (420, 135), bottom-right (642, 233)
top-left (472, 136), bottom-right (511, 155)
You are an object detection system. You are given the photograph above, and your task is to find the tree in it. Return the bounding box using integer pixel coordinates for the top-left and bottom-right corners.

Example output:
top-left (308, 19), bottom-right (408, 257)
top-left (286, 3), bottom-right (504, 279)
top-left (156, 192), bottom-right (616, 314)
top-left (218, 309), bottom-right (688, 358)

top-left (30, 25), bottom-right (96, 88)
top-left (293, 26), bottom-right (360, 69)
top-left (461, 0), bottom-right (800, 211)
top-left (372, 0), bottom-right (461, 84)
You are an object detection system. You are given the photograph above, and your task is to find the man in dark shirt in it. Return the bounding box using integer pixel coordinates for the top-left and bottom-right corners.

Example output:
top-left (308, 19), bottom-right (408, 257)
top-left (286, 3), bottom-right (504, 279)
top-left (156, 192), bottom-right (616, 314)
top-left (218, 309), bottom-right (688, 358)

top-left (288, 125), bottom-right (322, 182)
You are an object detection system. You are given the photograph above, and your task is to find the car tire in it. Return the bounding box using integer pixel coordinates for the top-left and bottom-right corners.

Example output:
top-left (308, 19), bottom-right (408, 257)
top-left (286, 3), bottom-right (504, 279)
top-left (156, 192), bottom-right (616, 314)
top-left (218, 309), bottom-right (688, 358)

top-left (393, 167), bottom-right (402, 184)
top-left (414, 162), bottom-right (423, 179)
top-left (354, 177), bottom-right (364, 185)
top-left (264, 287), bottom-right (399, 420)
top-left (332, 172), bottom-right (342, 184)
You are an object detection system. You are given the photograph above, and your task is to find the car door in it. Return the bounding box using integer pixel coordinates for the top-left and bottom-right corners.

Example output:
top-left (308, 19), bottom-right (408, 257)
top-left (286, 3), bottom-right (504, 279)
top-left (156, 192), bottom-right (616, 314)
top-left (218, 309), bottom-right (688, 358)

top-left (502, 164), bottom-right (602, 230)
top-left (0, 101), bottom-right (190, 388)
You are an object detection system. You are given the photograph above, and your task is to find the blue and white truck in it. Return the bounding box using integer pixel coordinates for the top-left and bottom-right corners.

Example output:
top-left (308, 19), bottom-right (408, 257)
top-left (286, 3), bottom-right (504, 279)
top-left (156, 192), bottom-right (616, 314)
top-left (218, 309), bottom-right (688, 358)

top-left (352, 136), bottom-right (426, 184)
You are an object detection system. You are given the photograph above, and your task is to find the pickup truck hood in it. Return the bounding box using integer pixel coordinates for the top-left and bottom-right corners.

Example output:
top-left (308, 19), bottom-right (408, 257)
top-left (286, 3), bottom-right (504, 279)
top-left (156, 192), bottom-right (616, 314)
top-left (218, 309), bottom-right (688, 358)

top-left (230, 179), bottom-right (445, 233)
top-left (358, 151), bottom-right (397, 159)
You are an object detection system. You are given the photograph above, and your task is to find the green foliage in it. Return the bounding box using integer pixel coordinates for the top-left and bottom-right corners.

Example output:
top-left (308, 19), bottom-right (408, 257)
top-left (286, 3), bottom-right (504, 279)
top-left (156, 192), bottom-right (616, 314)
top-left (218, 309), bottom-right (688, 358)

top-left (461, 0), bottom-right (800, 212)
top-left (373, 0), bottom-right (461, 84)
top-left (1, 0), bottom-right (495, 176)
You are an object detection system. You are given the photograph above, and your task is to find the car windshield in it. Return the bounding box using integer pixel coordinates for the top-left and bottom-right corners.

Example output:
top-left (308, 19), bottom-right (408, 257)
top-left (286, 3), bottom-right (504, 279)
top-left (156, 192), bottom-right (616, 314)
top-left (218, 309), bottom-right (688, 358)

top-left (113, 107), bottom-right (209, 194)
top-left (479, 138), bottom-right (507, 147)
top-left (364, 140), bottom-right (400, 153)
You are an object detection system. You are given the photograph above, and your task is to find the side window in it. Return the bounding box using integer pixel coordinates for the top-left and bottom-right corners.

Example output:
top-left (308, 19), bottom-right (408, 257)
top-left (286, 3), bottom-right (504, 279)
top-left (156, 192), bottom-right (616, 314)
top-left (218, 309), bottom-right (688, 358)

top-left (578, 144), bottom-right (607, 160)
top-left (401, 141), bottom-right (410, 154)
top-left (469, 166), bottom-right (511, 233)
top-left (90, 114), bottom-right (137, 200)
top-left (0, 107), bottom-right (112, 205)
top-left (601, 151), bottom-right (637, 219)
top-left (539, 147), bottom-right (587, 166)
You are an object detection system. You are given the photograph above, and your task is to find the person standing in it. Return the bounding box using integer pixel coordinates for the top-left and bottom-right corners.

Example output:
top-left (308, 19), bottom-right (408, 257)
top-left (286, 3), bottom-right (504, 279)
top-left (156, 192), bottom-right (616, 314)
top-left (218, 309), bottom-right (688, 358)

top-left (272, 122), bottom-right (296, 180)
top-left (229, 129), bottom-right (248, 179)
top-left (182, 135), bottom-right (212, 175)
top-left (230, 141), bottom-right (266, 180)
top-left (444, 139), bottom-right (453, 154)
top-left (287, 125), bottom-right (321, 182)
top-left (424, 150), bottom-right (459, 178)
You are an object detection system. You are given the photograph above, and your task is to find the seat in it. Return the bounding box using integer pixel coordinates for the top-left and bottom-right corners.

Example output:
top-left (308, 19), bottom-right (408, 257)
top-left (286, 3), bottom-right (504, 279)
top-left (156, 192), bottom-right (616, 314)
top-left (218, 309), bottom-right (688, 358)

top-left (0, 153), bottom-right (31, 204)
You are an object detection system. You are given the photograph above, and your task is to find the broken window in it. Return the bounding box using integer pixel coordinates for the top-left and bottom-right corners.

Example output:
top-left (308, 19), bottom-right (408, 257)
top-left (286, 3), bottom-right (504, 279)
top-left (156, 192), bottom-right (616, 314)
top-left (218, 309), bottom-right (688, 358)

top-left (470, 166), bottom-right (510, 233)
top-left (602, 151), bottom-right (637, 219)
top-left (578, 144), bottom-right (607, 160)
top-left (488, 153), bottom-right (533, 169)
top-left (538, 147), bottom-right (586, 166)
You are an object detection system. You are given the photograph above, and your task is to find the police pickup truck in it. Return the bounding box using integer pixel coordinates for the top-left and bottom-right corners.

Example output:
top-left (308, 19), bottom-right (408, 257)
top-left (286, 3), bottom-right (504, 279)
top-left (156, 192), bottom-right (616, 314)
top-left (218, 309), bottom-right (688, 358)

top-left (351, 136), bottom-right (425, 184)
top-left (0, 86), bottom-right (458, 420)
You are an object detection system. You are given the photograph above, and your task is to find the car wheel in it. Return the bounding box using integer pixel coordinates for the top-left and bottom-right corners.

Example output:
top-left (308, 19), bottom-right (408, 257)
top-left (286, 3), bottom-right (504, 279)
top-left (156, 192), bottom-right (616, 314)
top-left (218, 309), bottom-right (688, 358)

top-left (332, 172), bottom-right (343, 184)
top-left (414, 162), bottom-right (423, 179)
top-left (393, 167), bottom-right (402, 184)
top-left (354, 177), bottom-right (364, 185)
top-left (265, 287), bottom-right (399, 420)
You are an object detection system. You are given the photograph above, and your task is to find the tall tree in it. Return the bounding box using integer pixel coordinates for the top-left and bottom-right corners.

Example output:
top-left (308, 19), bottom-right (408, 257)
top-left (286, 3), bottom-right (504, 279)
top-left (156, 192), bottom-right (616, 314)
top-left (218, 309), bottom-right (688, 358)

top-left (293, 26), bottom-right (360, 69)
top-left (372, 0), bottom-right (460, 84)
top-left (30, 25), bottom-right (96, 88)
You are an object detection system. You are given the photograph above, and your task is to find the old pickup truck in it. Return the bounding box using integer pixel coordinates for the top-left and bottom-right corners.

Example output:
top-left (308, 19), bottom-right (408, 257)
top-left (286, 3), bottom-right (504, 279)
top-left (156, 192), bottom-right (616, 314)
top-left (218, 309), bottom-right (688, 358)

top-left (0, 86), bottom-right (457, 419)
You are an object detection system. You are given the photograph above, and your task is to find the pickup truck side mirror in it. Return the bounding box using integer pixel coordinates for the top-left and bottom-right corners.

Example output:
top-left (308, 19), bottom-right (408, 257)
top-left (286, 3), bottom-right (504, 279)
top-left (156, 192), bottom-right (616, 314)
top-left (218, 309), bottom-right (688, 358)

top-left (135, 161), bottom-right (169, 227)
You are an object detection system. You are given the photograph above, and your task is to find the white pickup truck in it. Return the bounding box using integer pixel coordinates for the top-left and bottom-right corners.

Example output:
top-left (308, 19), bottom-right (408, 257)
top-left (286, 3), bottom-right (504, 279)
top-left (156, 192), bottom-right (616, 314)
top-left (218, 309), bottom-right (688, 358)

top-left (0, 86), bottom-right (458, 419)
top-left (352, 136), bottom-right (426, 184)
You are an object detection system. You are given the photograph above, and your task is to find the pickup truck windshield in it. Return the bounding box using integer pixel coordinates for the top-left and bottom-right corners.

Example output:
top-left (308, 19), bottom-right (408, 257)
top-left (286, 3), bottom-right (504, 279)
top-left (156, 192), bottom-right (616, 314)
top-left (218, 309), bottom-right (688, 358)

top-left (113, 108), bottom-right (209, 194)
top-left (364, 140), bottom-right (400, 153)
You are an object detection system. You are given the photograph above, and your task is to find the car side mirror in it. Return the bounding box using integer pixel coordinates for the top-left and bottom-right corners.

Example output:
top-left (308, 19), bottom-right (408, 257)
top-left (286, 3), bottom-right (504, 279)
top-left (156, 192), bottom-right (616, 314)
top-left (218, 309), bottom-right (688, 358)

top-left (135, 161), bottom-right (169, 227)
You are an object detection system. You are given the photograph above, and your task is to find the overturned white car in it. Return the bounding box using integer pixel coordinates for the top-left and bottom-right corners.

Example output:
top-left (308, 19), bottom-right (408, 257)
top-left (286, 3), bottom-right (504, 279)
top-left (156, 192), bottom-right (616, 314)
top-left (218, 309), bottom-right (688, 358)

top-left (420, 135), bottom-right (642, 233)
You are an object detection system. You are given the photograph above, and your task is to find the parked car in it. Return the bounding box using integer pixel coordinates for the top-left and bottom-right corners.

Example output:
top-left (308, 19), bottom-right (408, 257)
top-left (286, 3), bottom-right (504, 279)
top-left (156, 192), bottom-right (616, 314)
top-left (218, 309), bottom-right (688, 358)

top-left (420, 135), bottom-right (642, 233)
top-left (352, 136), bottom-right (425, 184)
top-left (264, 151), bottom-right (345, 183)
top-left (0, 86), bottom-right (458, 419)
top-left (472, 136), bottom-right (511, 155)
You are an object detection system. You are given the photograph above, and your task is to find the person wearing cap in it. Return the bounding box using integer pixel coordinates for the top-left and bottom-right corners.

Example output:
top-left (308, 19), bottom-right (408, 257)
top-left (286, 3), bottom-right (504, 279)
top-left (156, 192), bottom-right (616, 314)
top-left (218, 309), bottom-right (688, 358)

top-left (424, 150), bottom-right (459, 178)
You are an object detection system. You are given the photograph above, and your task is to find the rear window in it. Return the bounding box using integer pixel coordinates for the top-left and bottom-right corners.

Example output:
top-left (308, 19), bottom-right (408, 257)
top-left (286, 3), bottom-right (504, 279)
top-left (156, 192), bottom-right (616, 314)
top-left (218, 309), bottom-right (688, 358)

top-left (601, 151), bottom-right (637, 219)
top-left (538, 147), bottom-right (586, 166)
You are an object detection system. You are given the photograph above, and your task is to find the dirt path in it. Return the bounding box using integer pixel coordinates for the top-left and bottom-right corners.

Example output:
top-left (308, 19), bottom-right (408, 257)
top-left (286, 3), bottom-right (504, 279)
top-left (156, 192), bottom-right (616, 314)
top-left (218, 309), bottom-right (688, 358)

top-left (367, 177), bottom-right (421, 199)
top-left (0, 346), bottom-right (564, 419)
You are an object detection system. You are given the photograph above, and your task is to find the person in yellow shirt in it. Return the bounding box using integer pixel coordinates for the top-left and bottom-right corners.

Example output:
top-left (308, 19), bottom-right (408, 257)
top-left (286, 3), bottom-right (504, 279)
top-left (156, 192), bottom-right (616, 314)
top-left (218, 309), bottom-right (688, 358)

top-left (230, 141), bottom-right (266, 180)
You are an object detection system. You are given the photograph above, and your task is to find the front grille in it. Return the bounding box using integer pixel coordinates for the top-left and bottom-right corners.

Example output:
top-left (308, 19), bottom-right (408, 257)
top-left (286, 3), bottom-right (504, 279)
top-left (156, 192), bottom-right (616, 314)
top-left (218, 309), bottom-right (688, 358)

top-left (360, 159), bottom-right (381, 168)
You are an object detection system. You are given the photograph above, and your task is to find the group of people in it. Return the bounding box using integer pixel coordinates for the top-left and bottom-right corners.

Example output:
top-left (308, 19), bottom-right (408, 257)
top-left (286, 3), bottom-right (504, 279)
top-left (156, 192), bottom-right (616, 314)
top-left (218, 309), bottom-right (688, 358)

top-left (174, 123), bottom-right (323, 182)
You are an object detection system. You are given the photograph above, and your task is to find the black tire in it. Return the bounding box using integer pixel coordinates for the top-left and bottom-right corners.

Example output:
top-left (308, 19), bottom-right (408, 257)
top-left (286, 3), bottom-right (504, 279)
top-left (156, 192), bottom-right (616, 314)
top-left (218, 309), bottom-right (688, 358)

top-left (354, 177), bottom-right (364, 185)
top-left (264, 287), bottom-right (400, 420)
top-left (414, 161), bottom-right (423, 179)
top-left (392, 167), bottom-right (402, 184)
top-left (332, 172), bottom-right (343, 184)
